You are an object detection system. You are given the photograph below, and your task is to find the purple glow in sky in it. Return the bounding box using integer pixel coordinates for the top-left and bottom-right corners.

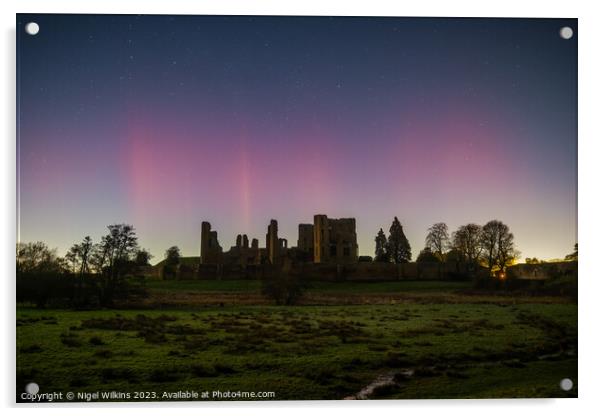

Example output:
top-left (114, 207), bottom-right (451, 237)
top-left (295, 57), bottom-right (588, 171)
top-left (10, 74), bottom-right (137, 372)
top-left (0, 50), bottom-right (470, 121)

top-left (17, 15), bottom-right (577, 261)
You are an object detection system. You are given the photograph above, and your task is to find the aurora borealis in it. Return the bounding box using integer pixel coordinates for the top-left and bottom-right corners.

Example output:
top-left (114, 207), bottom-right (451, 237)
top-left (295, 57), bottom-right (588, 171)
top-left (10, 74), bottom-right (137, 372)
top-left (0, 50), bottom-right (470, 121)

top-left (17, 14), bottom-right (577, 261)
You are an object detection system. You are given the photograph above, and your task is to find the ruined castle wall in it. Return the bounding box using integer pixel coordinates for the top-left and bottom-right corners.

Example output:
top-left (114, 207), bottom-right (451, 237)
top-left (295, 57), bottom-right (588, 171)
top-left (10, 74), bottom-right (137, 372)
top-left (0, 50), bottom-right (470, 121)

top-left (298, 224), bottom-right (314, 260)
top-left (329, 218), bottom-right (358, 264)
top-left (298, 262), bottom-right (416, 281)
top-left (313, 215), bottom-right (358, 264)
top-left (313, 215), bottom-right (329, 263)
top-left (198, 263), bottom-right (266, 280)
top-left (266, 219), bottom-right (279, 264)
top-left (201, 222), bottom-right (222, 265)
top-left (192, 261), bottom-right (476, 281)
top-left (507, 261), bottom-right (577, 280)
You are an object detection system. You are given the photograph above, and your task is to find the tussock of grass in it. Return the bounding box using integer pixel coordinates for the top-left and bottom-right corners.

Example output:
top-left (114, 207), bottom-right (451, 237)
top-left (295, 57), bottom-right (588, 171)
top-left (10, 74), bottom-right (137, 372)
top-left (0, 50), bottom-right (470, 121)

top-left (100, 367), bottom-right (137, 383)
top-left (60, 332), bottom-right (82, 347)
top-left (19, 344), bottom-right (42, 353)
top-left (190, 364), bottom-right (217, 377)
top-left (148, 367), bottom-right (182, 382)
top-left (89, 336), bottom-right (105, 345)
top-left (93, 349), bottom-right (113, 358)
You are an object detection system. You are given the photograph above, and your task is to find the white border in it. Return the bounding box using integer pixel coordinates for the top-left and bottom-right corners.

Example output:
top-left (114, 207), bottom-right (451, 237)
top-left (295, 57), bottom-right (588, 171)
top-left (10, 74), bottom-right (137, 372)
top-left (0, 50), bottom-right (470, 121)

top-left (3, 1), bottom-right (601, 415)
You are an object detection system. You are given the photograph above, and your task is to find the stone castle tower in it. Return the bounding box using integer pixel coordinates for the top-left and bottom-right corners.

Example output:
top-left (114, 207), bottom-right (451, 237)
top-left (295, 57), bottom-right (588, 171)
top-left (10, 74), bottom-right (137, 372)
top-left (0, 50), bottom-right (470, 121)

top-left (200, 221), bottom-right (222, 264)
top-left (313, 214), bottom-right (358, 264)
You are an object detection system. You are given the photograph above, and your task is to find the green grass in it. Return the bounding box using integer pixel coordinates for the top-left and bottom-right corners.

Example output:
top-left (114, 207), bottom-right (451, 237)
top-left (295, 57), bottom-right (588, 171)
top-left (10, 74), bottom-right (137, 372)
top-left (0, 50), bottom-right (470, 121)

top-left (382, 358), bottom-right (577, 399)
top-left (16, 301), bottom-right (576, 401)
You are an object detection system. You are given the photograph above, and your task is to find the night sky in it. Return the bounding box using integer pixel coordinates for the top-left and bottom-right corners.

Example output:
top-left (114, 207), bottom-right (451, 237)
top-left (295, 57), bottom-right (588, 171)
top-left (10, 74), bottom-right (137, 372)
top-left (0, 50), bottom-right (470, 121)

top-left (17, 14), bottom-right (577, 261)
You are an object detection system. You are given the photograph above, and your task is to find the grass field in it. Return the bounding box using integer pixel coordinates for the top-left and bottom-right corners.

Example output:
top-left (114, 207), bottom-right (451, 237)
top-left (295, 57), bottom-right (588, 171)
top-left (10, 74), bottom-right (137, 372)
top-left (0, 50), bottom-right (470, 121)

top-left (144, 279), bottom-right (473, 293)
top-left (16, 280), bottom-right (577, 401)
top-left (137, 279), bottom-right (573, 308)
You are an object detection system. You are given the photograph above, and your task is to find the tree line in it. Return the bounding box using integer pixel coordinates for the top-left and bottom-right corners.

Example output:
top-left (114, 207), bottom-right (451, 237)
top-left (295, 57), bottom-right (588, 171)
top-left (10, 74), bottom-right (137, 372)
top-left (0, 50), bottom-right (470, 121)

top-left (16, 224), bottom-right (158, 307)
top-left (373, 218), bottom-right (521, 276)
top-left (525, 243), bottom-right (578, 264)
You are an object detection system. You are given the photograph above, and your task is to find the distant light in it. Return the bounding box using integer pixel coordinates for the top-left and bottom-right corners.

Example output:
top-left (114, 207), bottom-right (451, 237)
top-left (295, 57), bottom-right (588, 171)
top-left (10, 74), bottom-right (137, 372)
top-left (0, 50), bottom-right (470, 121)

top-left (25, 22), bottom-right (40, 36)
top-left (559, 26), bottom-right (573, 40)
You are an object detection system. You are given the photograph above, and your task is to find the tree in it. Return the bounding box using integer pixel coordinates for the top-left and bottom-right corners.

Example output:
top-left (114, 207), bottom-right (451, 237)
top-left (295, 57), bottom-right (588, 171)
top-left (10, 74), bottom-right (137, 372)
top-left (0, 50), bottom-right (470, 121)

top-left (17, 226), bottom-right (147, 308)
top-left (16, 241), bottom-right (90, 308)
top-left (497, 229), bottom-right (519, 272)
top-left (480, 220), bottom-right (518, 274)
top-left (66, 236), bottom-right (93, 275)
top-left (425, 223), bottom-right (449, 261)
top-left (386, 217), bottom-right (412, 263)
top-left (445, 248), bottom-right (463, 264)
top-left (96, 224), bottom-right (140, 305)
top-left (102, 224), bottom-right (139, 276)
top-left (64, 249), bottom-right (78, 274)
top-left (480, 221), bottom-right (499, 274)
top-left (16, 242), bottom-right (64, 274)
top-left (452, 224), bottom-right (483, 265)
top-left (416, 247), bottom-right (439, 263)
top-left (374, 228), bottom-right (388, 262)
top-left (135, 248), bottom-right (153, 266)
top-left (165, 246), bottom-right (181, 266)
top-left (565, 243), bottom-right (578, 262)
top-left (78, 236), bottom-right (93, 274)
top-left (163, 246), bottom-right (181, 280)
top-left (88, 242), bottom-right (109, 274)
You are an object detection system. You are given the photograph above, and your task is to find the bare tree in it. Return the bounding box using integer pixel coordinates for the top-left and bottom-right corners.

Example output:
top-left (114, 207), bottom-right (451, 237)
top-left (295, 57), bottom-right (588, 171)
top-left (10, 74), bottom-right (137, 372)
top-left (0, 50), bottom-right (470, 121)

top-left (64, 249), bottom-right (78, 273)
top-left (66, 236), bottom-right (94, 275)
top-left (480, 221), bottom-right (500, 274)
top-left (425, 222), bottom-right (449, 261)
top-left (481, 220), bottom-right (518, 274)
top-left (89, 241), bottom-right (110, 274)
top-left (497, 229), bottom-right (519, 273)
top-left (16, 242), bottom-right (63, 273)
top-left (78, 236), bottom-right (93, 274)
top-left (452, 224), bottom-right (483, 265)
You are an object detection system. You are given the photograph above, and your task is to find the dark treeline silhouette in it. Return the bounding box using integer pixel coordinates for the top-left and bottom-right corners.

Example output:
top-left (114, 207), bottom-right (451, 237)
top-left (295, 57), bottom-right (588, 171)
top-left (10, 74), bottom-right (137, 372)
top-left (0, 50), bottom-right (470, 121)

top-left (16, 224), bottom-right (150, 308)
top-left (374, 218), bottom-right (521, 279)
top-left (17, 218), bottom-right (576, 308)
top-left (374, 217), bottom-right (412, 264)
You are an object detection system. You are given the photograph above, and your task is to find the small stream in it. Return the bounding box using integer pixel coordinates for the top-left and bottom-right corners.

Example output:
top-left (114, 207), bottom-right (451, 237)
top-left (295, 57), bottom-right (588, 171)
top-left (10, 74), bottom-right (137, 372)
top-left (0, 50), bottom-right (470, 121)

top-left (344, 369), bottom-right (414, 400)
top-left (344, 347), bottom-right (576, 400)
